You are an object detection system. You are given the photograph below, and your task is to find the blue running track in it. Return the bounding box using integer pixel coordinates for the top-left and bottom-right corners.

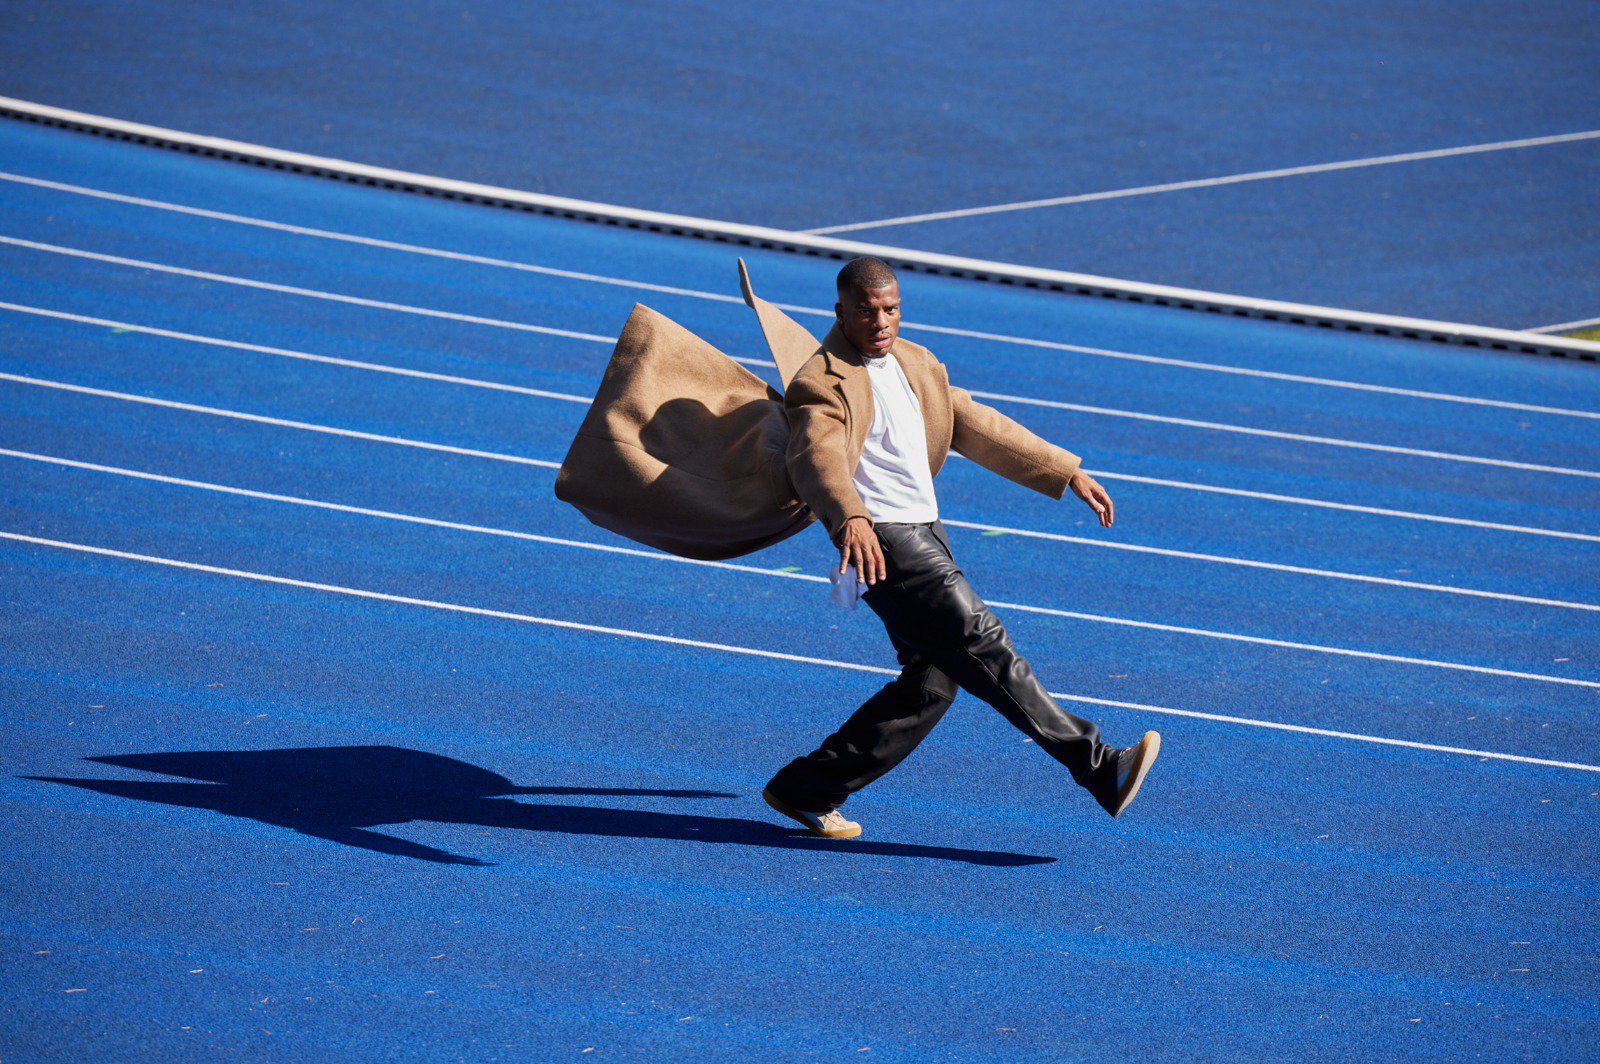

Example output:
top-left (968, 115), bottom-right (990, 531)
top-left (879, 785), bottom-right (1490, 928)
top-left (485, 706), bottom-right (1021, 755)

top-left (2, 0), bottom-right (1596, 327)
top-left (2, 119), bottom-right (1598, 1060)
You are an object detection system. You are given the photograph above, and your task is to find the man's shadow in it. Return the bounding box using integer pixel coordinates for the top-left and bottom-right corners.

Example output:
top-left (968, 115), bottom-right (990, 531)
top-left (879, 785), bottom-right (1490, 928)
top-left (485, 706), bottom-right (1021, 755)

top-left (26, 746), bottom-right (1053, 867)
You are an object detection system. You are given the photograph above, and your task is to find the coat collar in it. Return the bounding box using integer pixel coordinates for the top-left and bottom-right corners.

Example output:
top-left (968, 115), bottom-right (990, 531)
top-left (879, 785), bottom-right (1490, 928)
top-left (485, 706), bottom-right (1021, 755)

top-left (817, 322), bottom-right (925, 378)
top-left (817, 322), bottom-right (865, 379)
top-left (812, 322), bottom-right (952, 474)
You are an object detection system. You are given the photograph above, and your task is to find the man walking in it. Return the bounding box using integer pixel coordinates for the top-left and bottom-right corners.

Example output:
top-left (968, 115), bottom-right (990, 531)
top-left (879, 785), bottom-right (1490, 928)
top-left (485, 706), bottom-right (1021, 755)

top-left (761, 257), bottom-right (1159, 839)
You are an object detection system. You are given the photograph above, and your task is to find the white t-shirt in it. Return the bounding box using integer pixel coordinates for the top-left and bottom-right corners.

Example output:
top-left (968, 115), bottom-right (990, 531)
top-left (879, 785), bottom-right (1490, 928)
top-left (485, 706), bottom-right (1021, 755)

top-left (852, 352), bottom-right (939, 524)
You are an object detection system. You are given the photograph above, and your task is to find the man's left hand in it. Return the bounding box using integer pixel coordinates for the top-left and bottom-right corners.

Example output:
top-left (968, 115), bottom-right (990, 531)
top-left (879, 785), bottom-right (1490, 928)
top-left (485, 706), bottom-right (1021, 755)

top-left (1069, 470), bottom-right (1114, 527)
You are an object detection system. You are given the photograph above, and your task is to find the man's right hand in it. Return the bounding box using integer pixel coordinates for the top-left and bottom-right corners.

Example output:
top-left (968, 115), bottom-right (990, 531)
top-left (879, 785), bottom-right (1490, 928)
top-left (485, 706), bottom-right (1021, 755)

top-left (837, 516), bottom-right (886, 585)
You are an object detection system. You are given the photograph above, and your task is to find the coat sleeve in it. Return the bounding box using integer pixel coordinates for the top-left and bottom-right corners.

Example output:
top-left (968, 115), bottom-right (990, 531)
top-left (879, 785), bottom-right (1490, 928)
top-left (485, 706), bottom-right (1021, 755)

top-left (785, 369), bottom-right (872, 540)
top-left (949, 385), bottom-right (1081, 498)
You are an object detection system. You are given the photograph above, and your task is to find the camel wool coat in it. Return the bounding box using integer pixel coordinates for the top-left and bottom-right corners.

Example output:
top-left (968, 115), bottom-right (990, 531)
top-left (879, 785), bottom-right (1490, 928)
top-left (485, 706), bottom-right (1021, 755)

top-left (554, 265), bottom-right (1082, 559)
top-left (787, 322), bottom-right (1081, 539)
top-left (553, 302), bottom-right (812, 560)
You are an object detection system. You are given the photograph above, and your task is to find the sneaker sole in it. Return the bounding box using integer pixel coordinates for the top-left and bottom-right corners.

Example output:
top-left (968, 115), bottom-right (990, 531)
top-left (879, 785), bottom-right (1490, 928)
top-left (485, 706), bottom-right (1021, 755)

top-left (761, 787), bottom-right (862, 839)
top-left (1110, 731), bottom-right (1161, 817)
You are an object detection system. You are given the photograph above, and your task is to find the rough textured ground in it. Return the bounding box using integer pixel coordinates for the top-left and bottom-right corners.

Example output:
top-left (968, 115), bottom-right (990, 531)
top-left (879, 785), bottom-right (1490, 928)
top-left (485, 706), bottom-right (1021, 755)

top-left (1, 120), bottom-right (1597, 1060)
top-left (2, 0), bottom-right (1596, 326)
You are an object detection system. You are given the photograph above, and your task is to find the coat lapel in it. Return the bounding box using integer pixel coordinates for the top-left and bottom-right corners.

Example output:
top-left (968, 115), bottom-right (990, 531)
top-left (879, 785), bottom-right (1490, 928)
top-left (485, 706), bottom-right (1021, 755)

top-left (816, 324), bottom-right (954, 479)
top-left (818, 323), bottom-right (872, 459)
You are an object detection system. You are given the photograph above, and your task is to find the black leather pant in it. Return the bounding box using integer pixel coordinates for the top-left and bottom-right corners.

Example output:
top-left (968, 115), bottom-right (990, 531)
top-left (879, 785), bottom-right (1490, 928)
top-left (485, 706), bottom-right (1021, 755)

top-left (767, 521), bottom-right (1118, 811)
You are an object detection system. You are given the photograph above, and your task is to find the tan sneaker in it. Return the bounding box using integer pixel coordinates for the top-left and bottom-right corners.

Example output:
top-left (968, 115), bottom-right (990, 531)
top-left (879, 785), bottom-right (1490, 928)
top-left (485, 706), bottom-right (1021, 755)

top-left (762, 787), bottom-right (863, 839)
top-left (1102, 731), bottom-right (1161, 818)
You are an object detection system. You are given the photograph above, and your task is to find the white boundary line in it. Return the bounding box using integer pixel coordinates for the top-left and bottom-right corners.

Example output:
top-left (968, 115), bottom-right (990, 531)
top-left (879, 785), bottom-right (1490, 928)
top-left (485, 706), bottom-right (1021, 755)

top-left (0, 170), bottom-right (757, 305)
top-left (0, 235), bottom-right (613, 344)
top-left (7, 301), bottom-right (1597, 544)
top-left (4, 529), bottom-right (1596, 774)
top-left (3, 95), bottom-right (1597, 361)
top-left (962, 387), bottom-right (1600, 479)
top-left (0, 371), bottom-right (560, 469)
top-left (9, 235), bottom-right (1597, 480)
top-left (3, 441), bottom-right (1596, 688)
top-left (3, 169), bottom-right (1596, 420)
top-left (1527, 315), bottom-right (1600, 335)
top-left (8, 305), bottom-right (1595, 546)
top-left (935, 517), bottom-right (1599, 613)
top-left (892, 321), bottom-right (1600, 421)
top-left (6, 363), bottom-right (1593, 598)
top-left (10, 443), bottom-right (1596, 612)
top-left (0, 301), bottom-right (591, 404)
top-left (804, 130), bottom-right (1600, 233)
top-left (1084, 470), bottom-right (1600, 545)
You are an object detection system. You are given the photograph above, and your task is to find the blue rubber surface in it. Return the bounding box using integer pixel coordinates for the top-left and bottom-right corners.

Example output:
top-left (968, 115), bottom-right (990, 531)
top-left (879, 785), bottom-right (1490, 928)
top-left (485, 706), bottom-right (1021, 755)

top-left (2, 121), bottom-right (1598, 1060)
top-left (2, 1), bottom-right (1597, 328)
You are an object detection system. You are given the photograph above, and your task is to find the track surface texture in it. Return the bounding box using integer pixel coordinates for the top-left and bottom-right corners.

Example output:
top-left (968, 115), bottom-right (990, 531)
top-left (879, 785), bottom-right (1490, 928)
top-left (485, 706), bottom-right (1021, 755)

top-left (1, 120), bottom-right (1598, 1061)
top-left (1, 0), bottom-right (1597, 328)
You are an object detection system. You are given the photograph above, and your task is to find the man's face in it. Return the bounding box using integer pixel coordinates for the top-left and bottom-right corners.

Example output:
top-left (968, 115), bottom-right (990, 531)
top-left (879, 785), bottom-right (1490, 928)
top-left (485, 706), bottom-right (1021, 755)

top-left (835, 281), bottom-right (901, 358)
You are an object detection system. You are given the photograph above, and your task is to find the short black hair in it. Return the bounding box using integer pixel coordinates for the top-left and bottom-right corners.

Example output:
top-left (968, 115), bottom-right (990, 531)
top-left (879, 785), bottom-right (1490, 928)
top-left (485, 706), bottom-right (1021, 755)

top-left (836, 256), bottom-right (898, 294)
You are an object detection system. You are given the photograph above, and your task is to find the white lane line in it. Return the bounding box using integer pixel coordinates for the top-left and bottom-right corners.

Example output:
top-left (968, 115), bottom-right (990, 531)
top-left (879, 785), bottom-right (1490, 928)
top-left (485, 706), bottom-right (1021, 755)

top-left (0, 302), bottom-right (591, 404)
top-left (939, 518), bottom-right (1600, 612)
top-left (964, 387), bottom-right (1600, 480)
top-left (7, 444), bottom-right (1596, 617)
top-left (1526, 315), bottom-right (1600, 335)
top-left (1045, 691), bottom-right (1600, 775)
top-left (8, 235), bottom-right (1595, 480)
top-left (4, 443), bottom-right (1595, 687)
top-left (1087, 470), bottom-right (1600, 545)
top-left (0, 236), bottom-right (615, 344)
top-left (0, 170), bottom-right (755, 305)
top-left (6, 305), bottom-right (1587, 544)
top-left (1, 172), bottom-right (1594, 420)
top-left (0, 372), bottom-right (559, 469)
top-left (983, 601), bottom-right (1600, 690)
top-left (4, 529), bottom-right (1596, 775)
top-left (802, 129), bottom-right (1600, 234)
top-left (898, 321), bottom-right (1600, 422)
top-left (0, 446), bottom-right (819, 582)
top-left (4, 298), bottom-right (1593, 542)
top-left (4, 362), bottom-right (1595, 590)
top-left (0, 529), bottom-right (889, 673)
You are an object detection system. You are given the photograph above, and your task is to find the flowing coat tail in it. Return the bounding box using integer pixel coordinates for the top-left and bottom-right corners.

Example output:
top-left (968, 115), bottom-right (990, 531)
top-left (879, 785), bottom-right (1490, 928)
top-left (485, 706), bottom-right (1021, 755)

top-left (553, 268), bottom-right (822, 560)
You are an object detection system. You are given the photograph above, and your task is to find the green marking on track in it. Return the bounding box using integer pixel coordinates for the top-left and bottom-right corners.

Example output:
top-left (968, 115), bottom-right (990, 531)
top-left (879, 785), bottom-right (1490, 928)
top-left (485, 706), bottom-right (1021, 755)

top-left (1564, 324), bottom-right (1600, 343)
top-left (980, 529), bottom-right (1007, 537)
top-left (110, 327), bottom-right (133, 334)
top-left (774, 565), bottom-right (802, 573)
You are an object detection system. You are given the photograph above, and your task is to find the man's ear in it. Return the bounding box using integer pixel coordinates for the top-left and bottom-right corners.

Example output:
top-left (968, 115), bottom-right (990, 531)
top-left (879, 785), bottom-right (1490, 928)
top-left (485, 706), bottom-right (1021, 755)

top-left (834, 301), bottom-right (844, 323)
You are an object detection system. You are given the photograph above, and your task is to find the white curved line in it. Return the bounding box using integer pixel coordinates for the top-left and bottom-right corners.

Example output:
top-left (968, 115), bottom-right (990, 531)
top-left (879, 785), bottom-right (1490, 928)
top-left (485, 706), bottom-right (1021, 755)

top-left (7, 444), bottom-right (1596, 614)
top-left (6, 235), bottom-right (1596, 479)
top-left (803, 130), bottom-right (1600, 234)
top-left (0, 301), bottom-right (589, 403)
top-left (964, 387), bottom-right (1600, 479)
top-left (938, 518), bottom-right (1599, 611)
top-left (5, 370), bottom-right (1595, 608)
top-left (0, 372), bottom-right (559, 469)
top-left (3, 529), bottom-right (1595, 774)
top-left (2, 95), bottom-right (1594, 359)
top-left (1086, 470), bottom-right (1600, 545)
top-left (0, 235), bottom-right (614, 343)
top-left (3, 296), bottom-right (1592, 543)
top-left (0, 435), bottom-right (1593, 687)
top-left (2, 171), bottom-right (1596, 418)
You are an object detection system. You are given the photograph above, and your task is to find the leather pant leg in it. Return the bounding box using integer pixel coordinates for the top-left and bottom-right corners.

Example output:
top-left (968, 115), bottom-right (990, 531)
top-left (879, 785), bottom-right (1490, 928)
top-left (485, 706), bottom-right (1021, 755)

top-left (863, 522), bottom-right (1116, 798)
top-left (765, 627), bottom-right (959, 813)
top-left (767, 521), bottom-right (1117, 812)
